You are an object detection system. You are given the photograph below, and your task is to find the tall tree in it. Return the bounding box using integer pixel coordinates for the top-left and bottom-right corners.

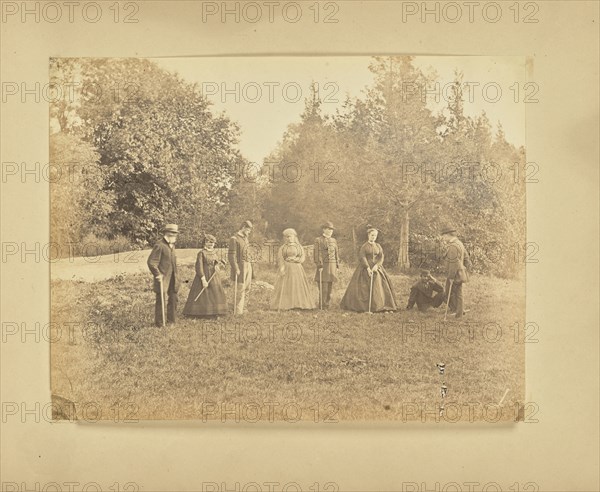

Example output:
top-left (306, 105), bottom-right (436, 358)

top-left (351, 56), bottom-right (441, 269)
top-left (50, 58), bottom-right (244, 246)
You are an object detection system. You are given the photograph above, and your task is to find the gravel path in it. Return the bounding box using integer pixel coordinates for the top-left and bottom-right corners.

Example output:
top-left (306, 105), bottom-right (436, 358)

top-left (51, 249), bottom-right (205, 282)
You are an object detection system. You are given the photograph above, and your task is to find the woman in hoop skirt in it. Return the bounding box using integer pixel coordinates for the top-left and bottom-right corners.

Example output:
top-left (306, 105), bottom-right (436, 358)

top-left (270, 228), bottom-right (316, 311)
top-left (340, 227), bottom-right (397, 313)
top-left (183, 234), bottom-right (227, 318)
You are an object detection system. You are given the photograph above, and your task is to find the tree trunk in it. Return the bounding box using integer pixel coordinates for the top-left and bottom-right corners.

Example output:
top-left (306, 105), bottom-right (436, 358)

top-left (397, 208), bottom-right (410, 270)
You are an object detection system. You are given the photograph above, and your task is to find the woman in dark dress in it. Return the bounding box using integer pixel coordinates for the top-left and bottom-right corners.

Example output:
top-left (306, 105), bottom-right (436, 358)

top-left (183, 234), bottom-right (227, 318)
top-left (340, 227), bottom-right (397, 313)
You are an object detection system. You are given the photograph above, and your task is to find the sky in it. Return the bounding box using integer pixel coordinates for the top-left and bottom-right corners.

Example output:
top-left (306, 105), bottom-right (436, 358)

top-left (154, 56), bottom-right (528, 165)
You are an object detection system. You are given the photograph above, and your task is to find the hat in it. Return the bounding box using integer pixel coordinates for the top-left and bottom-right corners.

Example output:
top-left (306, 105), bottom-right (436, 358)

top-left (367, 225), bottom-right (378, 233)
top-left (241, 220), bottom-right (253, 229)
top-left (282, 228), bottom-right (297, 237)
top-left (321, 221), bottom-right (334, 230)
top-left (162, 224), bottom-right (179, 234)
top-left (420, 269), bottom-right (431, 276)
top-left (441, 225), bottom-right (456, 235)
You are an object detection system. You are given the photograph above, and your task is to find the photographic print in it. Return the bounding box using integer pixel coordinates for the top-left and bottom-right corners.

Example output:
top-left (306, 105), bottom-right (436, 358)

top-left (49, 55), bottom-right (528, 422)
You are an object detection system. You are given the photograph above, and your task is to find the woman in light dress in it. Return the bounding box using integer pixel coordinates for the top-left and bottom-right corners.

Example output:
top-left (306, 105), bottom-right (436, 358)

top-left (270, 228), bottom-right (316, 311)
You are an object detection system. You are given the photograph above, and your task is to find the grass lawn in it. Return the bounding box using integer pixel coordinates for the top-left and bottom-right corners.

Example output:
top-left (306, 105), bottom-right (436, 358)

top-left (50, 262), bottom-right (525, 422)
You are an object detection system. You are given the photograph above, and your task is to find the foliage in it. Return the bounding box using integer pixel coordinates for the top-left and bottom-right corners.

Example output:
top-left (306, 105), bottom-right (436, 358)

top-left (50, 58), bottom-right (244, 246)
top-left (49, 132), bottom-right (115, 255)
top-left (49, 56), bottom-right (526, 277)
top-left (263, 57), bottom-right (526, 277)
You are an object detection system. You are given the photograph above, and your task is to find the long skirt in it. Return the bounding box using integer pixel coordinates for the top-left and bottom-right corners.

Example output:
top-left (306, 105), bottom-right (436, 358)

top-left (340, 265), bottom-right (397, 312)
top-left (183, 273), bottom-right (227, 316)
top-left (270, 263), bottom-right (316, 310)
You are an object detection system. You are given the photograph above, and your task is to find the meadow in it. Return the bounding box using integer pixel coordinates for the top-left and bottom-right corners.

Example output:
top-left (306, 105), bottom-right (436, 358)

top-left (50, 261), bottom-right (525, 423)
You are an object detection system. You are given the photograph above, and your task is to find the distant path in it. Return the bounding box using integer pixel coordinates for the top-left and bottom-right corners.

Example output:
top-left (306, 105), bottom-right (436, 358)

top-left (51, 244), bottom-right (318, 283)
top-left (51, 248), bottom-right (208, 282)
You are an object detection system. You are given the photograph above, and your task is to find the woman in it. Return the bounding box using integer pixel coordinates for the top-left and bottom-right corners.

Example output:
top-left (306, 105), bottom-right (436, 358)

top-left (270, 229), bottom-right (316, 311)
top-left (340, 227), bottom-right (397, 312)
top-left (183, 234), bottom-right (227, 318)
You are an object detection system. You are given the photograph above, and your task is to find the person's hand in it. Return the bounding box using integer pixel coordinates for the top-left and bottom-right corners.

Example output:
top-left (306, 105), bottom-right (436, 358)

top-left (235, 267), bottom-right (241, 277)
top-left (201, 277), bottom-right (209, 289)
top-left (372, 264), bottom-right (379, 273)
top-left (367, 267), bottom-right (373, 277)
top-left (279, 266), bottom-right (286, 276)
top-left (155, 274), bottom-right (163, 283)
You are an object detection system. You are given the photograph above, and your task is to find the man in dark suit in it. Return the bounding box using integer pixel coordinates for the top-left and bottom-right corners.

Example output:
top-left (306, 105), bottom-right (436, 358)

top-left (441, 225), bottom-right (471, 318)
top-left (406, 269), bottom-right (445, 312)
top-left (228, 220), bottom-right (253, 315)
top-left (314, 221), bottom-right (340, 309)
top-left (147, 224), bottom-right (180, 326)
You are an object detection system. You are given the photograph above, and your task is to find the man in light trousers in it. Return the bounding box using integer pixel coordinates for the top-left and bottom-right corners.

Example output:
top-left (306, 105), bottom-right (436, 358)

top-left (228, 220), bottom-right (254, 315)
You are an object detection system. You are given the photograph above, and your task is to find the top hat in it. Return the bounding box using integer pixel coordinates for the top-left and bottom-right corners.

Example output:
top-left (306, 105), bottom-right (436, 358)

top-left (321, 221), bottom-right (334, 230)
top-left (162, 224), bottom-right (179, 234)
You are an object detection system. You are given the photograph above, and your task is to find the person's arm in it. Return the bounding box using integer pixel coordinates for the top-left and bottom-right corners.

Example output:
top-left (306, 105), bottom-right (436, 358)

top-left (147, 243), bottom-right (162, 280)
top-left (314, 238), bottom-right (322, 268)
top-left (299, 244), bottom-right (306, 264)
top-left (447, 244), bottom-right (459, 279)
top-left (197, 252), bottom-right (210, 287)
top-left (431, 280), bottom-right (444, 293)
top-left (375, 244), bottom-right (384, 267)
top-left (407, 284), bottom-right (418, 309)
top-left (463, 244), bottom-right (472, 270)
top-left (277, 246), bottom-right (285, 274)
top-left (196, 251), bottom-right (206, 277)
top-left (359, 244), bottom-right (370, 269)
top-left (228, 237), bottom-right (240, 275)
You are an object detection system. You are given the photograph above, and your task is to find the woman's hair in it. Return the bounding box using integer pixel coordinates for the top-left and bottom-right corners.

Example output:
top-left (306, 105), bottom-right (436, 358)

top-left (202, 234), bottom-right (217, 247)
top-left (282, 228), bottom-right (297, 238)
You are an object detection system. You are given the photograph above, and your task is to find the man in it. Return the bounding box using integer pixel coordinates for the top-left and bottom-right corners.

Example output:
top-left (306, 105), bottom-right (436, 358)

top-left (406, 269), bottom-right (445, 312)
top-left (228, 220), bottom-right (253, 315)
top-left (440, 225), bottom-right (471, 318)
top-left (147, 223), bottom-right (180, 327)
top-left (313, 221), bottom-right (340, 309)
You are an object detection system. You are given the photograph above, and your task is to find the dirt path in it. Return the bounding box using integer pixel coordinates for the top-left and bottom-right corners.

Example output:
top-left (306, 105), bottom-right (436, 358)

top-left (51, 248), bottom-right (204, 282)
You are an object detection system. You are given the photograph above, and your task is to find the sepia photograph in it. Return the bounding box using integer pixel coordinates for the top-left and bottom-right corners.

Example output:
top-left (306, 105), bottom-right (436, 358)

top-left (2, 1), bottom-right (599, 490)
top-left (48, 55), bottom-right (529, 422)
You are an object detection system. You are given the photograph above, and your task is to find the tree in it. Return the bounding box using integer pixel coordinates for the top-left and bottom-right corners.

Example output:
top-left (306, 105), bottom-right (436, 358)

top-left (49, 132), bottom-right (114, 253)
top-left (344, 56), bottom-right (441, 270)
top-left (264, 83), bottom-right (343, 243)
top-left (50, 58), bottom-right (244, 246)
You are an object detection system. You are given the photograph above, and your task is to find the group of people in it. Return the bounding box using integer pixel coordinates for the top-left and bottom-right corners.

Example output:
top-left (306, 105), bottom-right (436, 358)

top-left (147, 220), bottom-right (471, 327)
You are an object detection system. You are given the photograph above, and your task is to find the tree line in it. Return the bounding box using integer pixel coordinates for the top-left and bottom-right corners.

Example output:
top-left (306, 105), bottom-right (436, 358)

top-left (50, 56), bottom-right (525, 277)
